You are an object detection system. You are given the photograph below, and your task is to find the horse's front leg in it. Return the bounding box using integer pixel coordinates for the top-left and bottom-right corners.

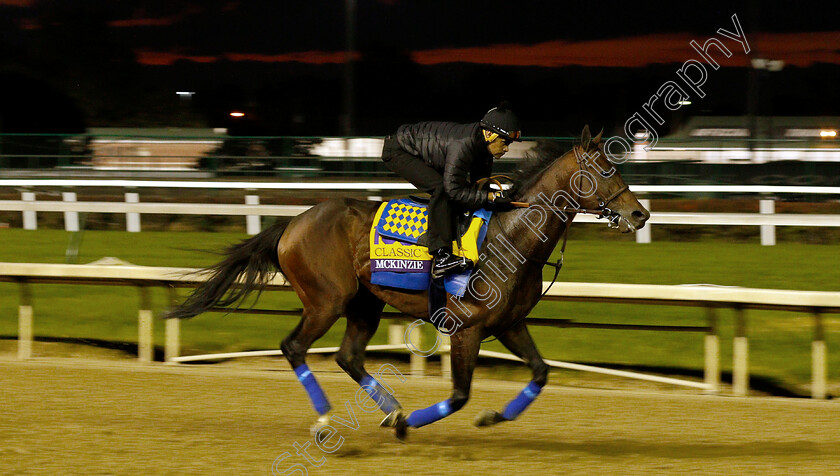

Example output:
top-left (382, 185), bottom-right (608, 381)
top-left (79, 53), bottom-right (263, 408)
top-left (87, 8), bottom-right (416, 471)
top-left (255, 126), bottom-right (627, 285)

top-left (381, 325), bottom-right (482, 439)
top-left (474, 321), bottom-right (548, 427)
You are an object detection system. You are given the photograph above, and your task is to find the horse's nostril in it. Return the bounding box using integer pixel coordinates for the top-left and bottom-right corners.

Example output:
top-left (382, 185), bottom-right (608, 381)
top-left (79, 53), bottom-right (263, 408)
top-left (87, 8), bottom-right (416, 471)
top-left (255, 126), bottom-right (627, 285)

top-left (632, 210), bottom-right (645, 219)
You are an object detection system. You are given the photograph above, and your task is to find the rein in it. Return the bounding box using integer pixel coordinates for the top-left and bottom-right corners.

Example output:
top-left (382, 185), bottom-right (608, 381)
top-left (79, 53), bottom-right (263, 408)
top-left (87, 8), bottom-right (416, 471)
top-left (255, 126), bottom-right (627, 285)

top-left (481, 174), bottom-right (569, 298)
top-left (510, 144), bottom-right (631, 228)
top-left (521, 183), bottom-right (629, 229)
top-left (481, 218), bottom-right (568, 344)
top-left (494, 213), bottom-right (569, 296)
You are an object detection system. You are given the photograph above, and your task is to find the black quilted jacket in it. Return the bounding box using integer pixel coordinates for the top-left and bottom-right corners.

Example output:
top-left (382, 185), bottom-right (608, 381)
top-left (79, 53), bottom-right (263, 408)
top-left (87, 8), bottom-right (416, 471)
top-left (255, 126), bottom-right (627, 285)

top-left (395, 121), bottom-right (493, 208)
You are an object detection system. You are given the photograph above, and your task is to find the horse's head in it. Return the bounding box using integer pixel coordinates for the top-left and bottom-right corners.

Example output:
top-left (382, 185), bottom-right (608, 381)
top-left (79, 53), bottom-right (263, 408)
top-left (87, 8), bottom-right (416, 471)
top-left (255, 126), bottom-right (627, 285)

top-left (571, 125), bottom-right (650, 233)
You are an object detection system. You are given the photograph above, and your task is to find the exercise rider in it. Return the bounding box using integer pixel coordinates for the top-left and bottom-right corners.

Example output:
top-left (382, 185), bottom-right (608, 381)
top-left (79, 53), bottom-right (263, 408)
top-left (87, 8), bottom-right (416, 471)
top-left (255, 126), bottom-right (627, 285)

top-left (381, 104), bottom-right (522, 278)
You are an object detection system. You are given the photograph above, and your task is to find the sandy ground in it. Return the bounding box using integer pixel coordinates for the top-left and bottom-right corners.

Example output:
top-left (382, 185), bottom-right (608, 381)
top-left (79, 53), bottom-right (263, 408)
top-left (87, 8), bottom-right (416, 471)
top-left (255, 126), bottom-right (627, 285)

top-left (2, 352), bottom-right (840, 476)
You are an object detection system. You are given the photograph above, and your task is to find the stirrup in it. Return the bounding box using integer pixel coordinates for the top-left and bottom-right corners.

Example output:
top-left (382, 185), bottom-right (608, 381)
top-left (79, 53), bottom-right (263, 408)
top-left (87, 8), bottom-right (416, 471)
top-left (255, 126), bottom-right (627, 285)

top-left (431, 256), bottom-right (474, 279)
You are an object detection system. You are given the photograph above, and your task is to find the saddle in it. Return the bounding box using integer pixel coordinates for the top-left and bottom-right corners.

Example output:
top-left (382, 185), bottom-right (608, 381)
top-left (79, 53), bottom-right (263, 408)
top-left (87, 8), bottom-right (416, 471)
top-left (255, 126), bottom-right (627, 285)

top-left (370, 197), bottom-right (492, 296)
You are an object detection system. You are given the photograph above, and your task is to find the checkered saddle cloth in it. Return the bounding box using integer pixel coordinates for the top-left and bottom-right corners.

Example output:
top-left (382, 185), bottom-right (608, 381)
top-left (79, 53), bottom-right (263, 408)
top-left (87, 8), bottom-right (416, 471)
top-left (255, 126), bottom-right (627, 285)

top-left (369, 197), bottom-right (491, 295)
top-left (375, 198), bottom-right (431, 244)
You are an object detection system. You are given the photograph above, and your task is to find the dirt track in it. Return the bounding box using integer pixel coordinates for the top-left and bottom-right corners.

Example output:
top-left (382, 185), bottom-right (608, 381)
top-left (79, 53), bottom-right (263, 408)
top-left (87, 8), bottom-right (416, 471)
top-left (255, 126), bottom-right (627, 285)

top-left (2, 357), bottom-right (840, 476)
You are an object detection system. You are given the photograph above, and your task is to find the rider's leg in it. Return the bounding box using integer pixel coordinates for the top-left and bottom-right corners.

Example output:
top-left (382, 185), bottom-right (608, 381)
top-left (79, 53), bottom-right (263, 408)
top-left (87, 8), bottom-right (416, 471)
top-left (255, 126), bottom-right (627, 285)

top-left (381, 141), bottom-right (454, 255)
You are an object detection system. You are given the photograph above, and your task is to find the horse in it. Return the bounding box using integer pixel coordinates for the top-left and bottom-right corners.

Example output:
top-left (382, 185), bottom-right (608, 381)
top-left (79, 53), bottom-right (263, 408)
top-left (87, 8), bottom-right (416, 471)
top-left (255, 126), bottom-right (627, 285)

top-left (166, 125), bottom-right (650, 439)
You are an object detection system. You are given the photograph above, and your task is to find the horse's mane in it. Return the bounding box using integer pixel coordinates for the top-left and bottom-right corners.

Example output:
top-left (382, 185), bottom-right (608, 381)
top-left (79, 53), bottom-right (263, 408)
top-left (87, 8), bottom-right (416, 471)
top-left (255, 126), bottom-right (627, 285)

top-left (510, 140), bottom-right (570, 199)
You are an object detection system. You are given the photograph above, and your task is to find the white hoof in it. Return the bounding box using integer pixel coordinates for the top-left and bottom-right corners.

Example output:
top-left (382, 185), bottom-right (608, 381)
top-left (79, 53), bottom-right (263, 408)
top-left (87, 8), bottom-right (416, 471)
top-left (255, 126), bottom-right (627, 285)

top-left (310, 414), bottom-right (331, 436)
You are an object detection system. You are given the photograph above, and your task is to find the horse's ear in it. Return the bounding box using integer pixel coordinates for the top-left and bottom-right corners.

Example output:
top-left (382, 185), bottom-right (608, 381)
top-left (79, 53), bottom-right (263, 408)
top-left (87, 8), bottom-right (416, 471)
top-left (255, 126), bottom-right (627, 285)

top-left (593, 128), bottom-right (604, 145)
top-left (580, 125), bottom-right (591, 150)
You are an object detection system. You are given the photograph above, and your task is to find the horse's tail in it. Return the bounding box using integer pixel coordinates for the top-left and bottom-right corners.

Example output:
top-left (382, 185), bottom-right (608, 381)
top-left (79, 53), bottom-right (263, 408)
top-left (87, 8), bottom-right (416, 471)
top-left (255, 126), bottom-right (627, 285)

top-left (164, 218), bottom-right (291, 320)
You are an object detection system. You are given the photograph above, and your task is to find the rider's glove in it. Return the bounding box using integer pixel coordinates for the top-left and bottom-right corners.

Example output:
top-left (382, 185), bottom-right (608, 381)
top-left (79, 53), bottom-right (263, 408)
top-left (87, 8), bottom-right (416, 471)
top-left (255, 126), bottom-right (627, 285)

top-left (488, 192), bottom-right (516, 211)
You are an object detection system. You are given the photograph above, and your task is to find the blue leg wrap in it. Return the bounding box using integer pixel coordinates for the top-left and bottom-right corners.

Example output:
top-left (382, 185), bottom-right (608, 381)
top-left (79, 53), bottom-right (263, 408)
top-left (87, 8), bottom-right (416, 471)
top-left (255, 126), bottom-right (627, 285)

top-left (294, 364), bottom-right (331, 415)
top-left (359, 376), bottom-right (401, 414)
top-left (502, 381), bottom-right (542, 421)
top-left (406, 400), bottom-right (453, 428)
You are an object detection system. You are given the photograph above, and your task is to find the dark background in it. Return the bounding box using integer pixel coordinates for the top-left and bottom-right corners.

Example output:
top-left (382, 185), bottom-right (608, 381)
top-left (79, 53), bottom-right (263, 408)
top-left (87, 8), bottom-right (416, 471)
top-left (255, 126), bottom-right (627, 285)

top-left (1, 0), bottom-right (838, 137)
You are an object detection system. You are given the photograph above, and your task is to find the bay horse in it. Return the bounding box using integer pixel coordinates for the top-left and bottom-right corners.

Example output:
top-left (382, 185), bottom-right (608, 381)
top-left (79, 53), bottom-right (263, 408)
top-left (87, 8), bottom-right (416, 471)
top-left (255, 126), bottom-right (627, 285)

top-left (166, 126), bottom-right (650, 439)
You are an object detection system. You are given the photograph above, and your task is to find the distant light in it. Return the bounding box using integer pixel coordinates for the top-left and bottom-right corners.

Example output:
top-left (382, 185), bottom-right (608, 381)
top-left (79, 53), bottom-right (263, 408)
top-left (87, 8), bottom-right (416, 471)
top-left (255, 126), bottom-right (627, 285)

top-left (230, 112), bottom-right (245, 118)
top-left (820, 130), bottom-right (837, 138)
top-left (751, 58), bottom-right (784, 72)
top-left (677, 100), bottom-right (691, 106)
top-left (691, 128), bottom-right (750, 137)
top-left (767, 60), bottom-right (785, 72)
top-left (176, 91), bottom-right (195, 97)
top-left (634, 131), bottom-right (650, 139)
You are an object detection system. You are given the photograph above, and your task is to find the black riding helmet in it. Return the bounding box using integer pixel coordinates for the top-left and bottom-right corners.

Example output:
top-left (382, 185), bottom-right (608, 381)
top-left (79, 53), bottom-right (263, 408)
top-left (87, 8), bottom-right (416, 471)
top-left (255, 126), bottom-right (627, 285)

top-left (480, 104), bottom-right (522, 142)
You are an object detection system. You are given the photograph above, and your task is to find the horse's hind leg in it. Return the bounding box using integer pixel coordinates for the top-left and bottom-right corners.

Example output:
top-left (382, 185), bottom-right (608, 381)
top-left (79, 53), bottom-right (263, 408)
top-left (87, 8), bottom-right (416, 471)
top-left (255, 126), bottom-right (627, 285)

top-left (335, 287), bottom-right (404, 416)
top-left (281, 307), bottom-right (343, 422)
top-left (474, 322), bottom-right (548, 427)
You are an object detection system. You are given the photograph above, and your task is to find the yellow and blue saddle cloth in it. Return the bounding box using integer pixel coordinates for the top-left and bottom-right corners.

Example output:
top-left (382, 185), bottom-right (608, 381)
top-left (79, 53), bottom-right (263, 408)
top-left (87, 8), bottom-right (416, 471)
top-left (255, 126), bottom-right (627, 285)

top-left (370, 198), bottom-right (492, 296)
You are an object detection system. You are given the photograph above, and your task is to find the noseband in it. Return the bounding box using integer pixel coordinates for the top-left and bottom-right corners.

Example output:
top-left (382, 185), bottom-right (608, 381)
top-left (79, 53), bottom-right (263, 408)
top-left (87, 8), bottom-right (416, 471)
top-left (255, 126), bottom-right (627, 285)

top-left (573, 144), bottom-right (630, 228)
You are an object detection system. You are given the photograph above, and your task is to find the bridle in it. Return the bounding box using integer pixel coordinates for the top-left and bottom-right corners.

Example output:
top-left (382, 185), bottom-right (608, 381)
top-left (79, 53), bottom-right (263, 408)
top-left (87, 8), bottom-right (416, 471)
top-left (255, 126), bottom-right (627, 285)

top-left (488, 144), bottom-right (632, 291)
top-left (477, 144), bottom-right (633, 342)
top-left (477, 147), bottom-right (632, 342)
top-left (539, 144), bottom-right (630, 229)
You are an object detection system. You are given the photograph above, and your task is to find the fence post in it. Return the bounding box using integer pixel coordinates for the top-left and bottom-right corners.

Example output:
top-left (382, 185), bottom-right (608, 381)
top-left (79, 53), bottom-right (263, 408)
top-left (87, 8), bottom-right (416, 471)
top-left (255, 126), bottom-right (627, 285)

top-left (18, 281), bottom-right (33, 360)
top-left (704, 307), bottom-right (720, 394)
top-left (126, 193), bottom-right (141, 232)
top-left (138, 286), bottom-right (153, 363)
top-left (760, 199), bottom-right (776, 246)
top-left (165, 286), bottom-right (180, 364)
top-left (22, 192), bottom-right (37, 230)
top-left (388, 322), bottom-right (404, 347)
top-left (367, 189), bottom-right (382, 202)
top-left (246, 194), bottom-right (261, 235)
top-left (812, 311), bottom-right (827, 399)
top-left (405, 322), bottom-right (427, 377)
top-left (388, 321), bottom-right (426, 376)
top-left (636, 199), bottom-right (651, 243)
top-left (732, 307), bottom-right (749, 396)
top-left (62, 192), bottom-right (79, 232)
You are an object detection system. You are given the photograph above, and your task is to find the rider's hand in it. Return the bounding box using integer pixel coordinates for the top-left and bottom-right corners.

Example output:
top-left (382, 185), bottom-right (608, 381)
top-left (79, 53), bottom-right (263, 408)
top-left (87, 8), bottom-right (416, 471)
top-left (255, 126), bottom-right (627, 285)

top-left (487, 189), bottom-right (509, 200)
top-left (488, 192), bottom-right (516, 211)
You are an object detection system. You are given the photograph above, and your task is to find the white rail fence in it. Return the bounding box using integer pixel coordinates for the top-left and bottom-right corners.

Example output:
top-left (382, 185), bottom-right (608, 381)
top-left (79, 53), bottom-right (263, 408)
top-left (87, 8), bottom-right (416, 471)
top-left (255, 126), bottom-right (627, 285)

top-left (2, 180), bottom-right (839, 194)
top-left (3, 184), bottom-right (840, 244)
top-left (1, 262), bottom-right (838, 398)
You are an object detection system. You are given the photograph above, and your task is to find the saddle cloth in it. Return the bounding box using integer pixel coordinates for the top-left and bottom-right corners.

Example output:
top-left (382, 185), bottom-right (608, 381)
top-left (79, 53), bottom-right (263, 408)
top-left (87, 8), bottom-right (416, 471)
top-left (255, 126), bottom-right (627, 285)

top-left (370, 198), bottom-right (491, 296)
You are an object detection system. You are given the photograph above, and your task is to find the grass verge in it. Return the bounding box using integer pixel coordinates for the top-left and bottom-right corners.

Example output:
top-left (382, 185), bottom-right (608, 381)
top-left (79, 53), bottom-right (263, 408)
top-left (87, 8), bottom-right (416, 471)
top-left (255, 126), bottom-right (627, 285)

top-left (0, 228), bottom-right (838, 394)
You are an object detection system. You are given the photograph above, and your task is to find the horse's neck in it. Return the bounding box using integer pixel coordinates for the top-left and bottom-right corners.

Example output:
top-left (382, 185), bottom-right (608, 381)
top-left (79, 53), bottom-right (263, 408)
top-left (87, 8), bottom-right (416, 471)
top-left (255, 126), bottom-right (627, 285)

top-left (496, 151), bottom-right (577, 264)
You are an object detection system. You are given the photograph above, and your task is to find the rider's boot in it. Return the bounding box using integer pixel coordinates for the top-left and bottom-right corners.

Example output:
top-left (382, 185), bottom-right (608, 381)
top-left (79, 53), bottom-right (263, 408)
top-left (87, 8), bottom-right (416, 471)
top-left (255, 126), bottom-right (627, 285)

top-left (431, 248), bottom-right (472, 279)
